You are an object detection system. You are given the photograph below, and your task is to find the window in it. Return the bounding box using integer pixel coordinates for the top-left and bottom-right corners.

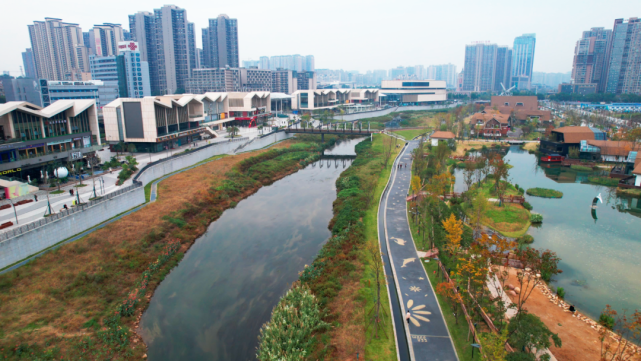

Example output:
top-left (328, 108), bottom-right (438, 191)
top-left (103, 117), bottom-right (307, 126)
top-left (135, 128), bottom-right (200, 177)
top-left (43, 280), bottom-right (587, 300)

top-left (13, 110), bottom-right (42, 141)
top-left (516, 102), bottom-right (524, 106)
top-left (504, 102), bottom-right (509, 106)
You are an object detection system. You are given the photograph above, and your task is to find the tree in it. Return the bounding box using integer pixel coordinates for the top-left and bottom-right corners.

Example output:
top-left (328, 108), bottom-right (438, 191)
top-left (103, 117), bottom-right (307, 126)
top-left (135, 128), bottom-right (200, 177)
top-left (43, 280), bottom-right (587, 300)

top-left (512, 248), bottom-right (562, 315)
top-left (229, 126), bottom-right (240, 138)
top-left (480, 328), bottom-right (509, 361)
top-left (463, 160), bottom-right (476, 192)
top-left (258, 125), bottom-right (264, 135)
top-left (436, 282), bottom-right (463, 324)
top-left (598, 305), bottom-right (641, 361)
top-left (365, 241), bottom-right (388, 339)
top-left (442, 213), bottom-right (463, 257)
top-left (301, 114), bottom-right (311, 129)
top-left (127, 143), bottom-right (137, 154)
top-left (411, 175), bottom-right (422, 196)
top-left (469, 192), bottom-right (489, 238)
top-left (490, 155), bottom-right (510, 206)
top-left (508, 313), bottom-right (561, 357)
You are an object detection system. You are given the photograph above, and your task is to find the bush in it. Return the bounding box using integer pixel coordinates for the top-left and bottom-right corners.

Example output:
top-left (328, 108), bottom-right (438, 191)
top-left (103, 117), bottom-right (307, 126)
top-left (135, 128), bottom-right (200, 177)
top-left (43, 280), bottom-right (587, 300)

top-left (257, 284), bottom-right (329, 360)
top-left (516, 235), bottom-right (534, 244)
top-left (557, 287), bottom-right (565, 299)
top-left (599, 312), bottom-right (615, 329)
top-left (522, 202), bottom-right (533, 211)
top-left (530, 213), bottom-right (543, 223)
top-left (526, 187), bottom-right (563, 198)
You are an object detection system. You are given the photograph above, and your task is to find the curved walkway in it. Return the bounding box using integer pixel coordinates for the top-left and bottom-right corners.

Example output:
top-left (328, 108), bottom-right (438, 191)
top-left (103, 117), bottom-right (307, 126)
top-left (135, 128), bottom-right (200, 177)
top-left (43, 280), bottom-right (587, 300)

top-left (380, 140), bottom-right (458, 361)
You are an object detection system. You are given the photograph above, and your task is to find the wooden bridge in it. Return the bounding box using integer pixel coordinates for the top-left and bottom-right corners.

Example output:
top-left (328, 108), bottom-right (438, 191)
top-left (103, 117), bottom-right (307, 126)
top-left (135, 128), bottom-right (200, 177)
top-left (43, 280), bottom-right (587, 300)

top-left (285, 123), bottom-right (377, 140)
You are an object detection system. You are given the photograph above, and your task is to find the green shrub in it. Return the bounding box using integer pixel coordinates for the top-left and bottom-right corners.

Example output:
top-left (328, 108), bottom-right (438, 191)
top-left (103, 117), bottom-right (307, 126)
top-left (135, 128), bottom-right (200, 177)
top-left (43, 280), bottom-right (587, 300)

top-left (557, 287), bottom-right (565, 299)
top-left (599, 312), bottom-right (615, 329)
top-left (517, 235), bottom-right (534, 244)
top-left (570, 164), bottom-right (594, 172)
top-left (526, 187), bottom-right (563, 198)
top-left (257, 284), bottom-right (329, 360)
top-left (530, 213), bottom-right (543, 223)
top-left (522, 202), bottom-right (533, 211)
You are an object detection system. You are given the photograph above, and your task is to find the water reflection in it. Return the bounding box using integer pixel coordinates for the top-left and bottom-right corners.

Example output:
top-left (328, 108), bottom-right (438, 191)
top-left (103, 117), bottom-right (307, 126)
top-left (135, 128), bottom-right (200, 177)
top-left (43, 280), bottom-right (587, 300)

top-left (138, 138), bottom-right (364, 361)
top-left (454, 146), bottom-right (641, 320)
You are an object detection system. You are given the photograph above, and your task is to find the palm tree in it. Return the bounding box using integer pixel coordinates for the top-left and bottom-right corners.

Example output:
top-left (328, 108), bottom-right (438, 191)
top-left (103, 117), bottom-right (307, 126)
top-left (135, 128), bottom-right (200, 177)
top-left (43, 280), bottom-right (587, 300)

top-left (229, 126), bottom-right (240, 138)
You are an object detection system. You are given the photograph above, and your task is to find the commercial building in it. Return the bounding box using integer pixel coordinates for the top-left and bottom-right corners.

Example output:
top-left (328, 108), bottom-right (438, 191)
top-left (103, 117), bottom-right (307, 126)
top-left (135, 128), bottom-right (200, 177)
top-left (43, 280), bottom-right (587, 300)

top-left (39, 80), bottom-right (118, 111)
top-left (571, 28), bottom-right (612, 92)
top-left (380, 80), bottom-right (447, 105)
top-left (462, 43), bottom-right (498, 92)
top-left (540, 126), bottom-right (606, 156)
top-left (129, 5), bottom-right (194, 95)
top-left (1, 78), bottom-right (43, 106)
top-left (264, 55), bottom-right (315, 72)
top-left (243, 60), bottom-right (259, 68)
top-left (604, 18), bottom-right (641, 95)
top-left (186, 68), bottom-right (314, 94)
top-left (116, 41), bottom-right (151, 98)
top-left (103, 92), bottom-right (271, 151)
top-left (558, 83), bottom-right (597, 95)
top-left (186, 68), bottom-right (241, 93)
top-left (531, 72), bottom-right (571, 88)
top-left (28, 18), bottom-right (91, 81)
top-left (494, 47), bottom-right (512, 92)
top-left (291, 89), bottom-right (364, 111)
top-left (87, 23), bottom-right (124, 57)
top-left (511, 34), bottom-right (536, 90)
top-left (202, 14), bottom-right (239, 68)
top-left (22, 49), bottom-right (37, 79)
top-left (0, 100), bottom-right (101, 179)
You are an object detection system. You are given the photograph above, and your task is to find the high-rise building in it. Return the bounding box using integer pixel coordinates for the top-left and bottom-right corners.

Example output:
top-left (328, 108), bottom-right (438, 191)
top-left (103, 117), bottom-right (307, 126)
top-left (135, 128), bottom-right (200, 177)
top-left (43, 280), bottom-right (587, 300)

top-left (130, 6), bottom-right (193, 95)
top-left (571, 27), bottom-right (612, 92)
top-left (532, 72), bottom-right (572, 88)
top-left (90, 55), bottom-right (119, 82)
top-left (82, 32), bottom-right (91, 49)
top-left (604, 18), bottom-right (641, 95)
top-left (259, 56), bottom-right (270, 70)
top-left (511, 34), bottom-right (536, 90)
top-left (462, 43), bottom-right (497, 92)
top-left (116, 41), bottom-right (151, 98)
top-left (494, 47), bottom-right (512, 92)
top-left (202, 14), bottom-right (239, 69)
top-left (305, 55), bottom-right (315, 72)
top-left (128, 11), bottom-right (158, 93)
top-left (123, 30), bottom-right (131, 41)
top-left (196, 48), bottom-right (203, 69)
top-left (28, 17), bottom-right (91, 81)
top-left (427, 64), bottom-right (458, 88)
top-left (88, 23), bottom-right (124, 57)
top-left (188, 22), bottom-right (197, 73)
top-left (22, 49), bottom-right (37, 79)
top-left (389, 67), bottom-right (406, 80)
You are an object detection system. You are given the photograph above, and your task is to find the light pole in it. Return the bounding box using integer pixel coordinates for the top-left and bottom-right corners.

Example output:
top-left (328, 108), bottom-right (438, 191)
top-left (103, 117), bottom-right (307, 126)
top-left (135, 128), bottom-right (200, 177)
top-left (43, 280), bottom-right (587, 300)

top-left (9, 199), bottom-right (18, 224)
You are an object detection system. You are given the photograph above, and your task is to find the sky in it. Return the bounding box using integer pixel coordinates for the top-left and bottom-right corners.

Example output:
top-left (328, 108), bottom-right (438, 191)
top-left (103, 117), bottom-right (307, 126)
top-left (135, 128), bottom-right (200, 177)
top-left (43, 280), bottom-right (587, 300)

top-left (1, 0), bottom-right (638, 77)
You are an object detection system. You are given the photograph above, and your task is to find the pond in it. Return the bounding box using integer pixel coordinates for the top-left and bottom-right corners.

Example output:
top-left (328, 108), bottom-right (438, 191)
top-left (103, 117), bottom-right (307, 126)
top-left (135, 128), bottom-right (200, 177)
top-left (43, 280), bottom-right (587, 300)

top-left (454, 146), bottom-right (641, 320)
top-left (138, 138), bottom-right (363, 360)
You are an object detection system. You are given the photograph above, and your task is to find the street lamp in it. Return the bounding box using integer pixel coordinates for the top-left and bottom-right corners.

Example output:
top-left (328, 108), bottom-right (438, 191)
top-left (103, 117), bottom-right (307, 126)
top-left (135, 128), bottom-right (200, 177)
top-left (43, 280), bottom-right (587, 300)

top-left (9, 199), bottom-right (19, 225)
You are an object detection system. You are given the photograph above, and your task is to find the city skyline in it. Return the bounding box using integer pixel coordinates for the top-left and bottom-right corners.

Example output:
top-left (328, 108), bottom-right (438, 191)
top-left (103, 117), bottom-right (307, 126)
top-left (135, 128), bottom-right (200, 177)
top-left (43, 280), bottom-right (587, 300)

top-left (1, 0), bottom-right (639, 77)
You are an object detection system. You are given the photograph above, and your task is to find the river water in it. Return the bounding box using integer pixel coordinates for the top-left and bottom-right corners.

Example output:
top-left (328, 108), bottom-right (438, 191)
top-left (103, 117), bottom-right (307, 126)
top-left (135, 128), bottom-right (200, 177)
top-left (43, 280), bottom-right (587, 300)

top-left (138, 138), bottom-right (363, 361)
top-left (454, 146), bottom-right (641, 320)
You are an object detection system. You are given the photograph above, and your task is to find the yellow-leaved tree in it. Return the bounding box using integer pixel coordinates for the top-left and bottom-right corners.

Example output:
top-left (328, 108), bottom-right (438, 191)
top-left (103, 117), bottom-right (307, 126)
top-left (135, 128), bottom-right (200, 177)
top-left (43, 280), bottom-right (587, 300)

top-left (411, 175), bottom-right (422, 195)
top-left (442, 213), bottom-right (463, 257)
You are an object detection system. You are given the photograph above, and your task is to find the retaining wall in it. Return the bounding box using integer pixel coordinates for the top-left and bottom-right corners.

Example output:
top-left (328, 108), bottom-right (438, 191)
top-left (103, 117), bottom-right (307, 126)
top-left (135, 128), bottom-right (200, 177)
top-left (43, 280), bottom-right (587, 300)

top-left (0, 186), bottom-right (144, 269)
top-left (0, 132), bottom-right (293, 270)
top-left (340, 104), bottom-right (456, 122)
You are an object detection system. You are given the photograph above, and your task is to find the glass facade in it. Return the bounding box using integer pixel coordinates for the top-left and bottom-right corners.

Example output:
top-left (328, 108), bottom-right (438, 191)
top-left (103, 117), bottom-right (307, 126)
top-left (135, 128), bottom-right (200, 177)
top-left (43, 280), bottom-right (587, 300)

top-left (511, 34), bottom-right (536, 89)
top-left (44, 112), bottom-right (68, 138)
top-left (70, 111), bottom-right (91, 134)
top-left (12, 110), bottom-right (42, 141)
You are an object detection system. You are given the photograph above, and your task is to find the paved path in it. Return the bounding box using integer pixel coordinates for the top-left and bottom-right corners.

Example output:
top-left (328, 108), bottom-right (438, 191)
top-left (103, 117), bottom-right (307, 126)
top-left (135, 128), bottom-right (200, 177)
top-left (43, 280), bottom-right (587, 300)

top-left (381, 140), bottom-right (458, 361)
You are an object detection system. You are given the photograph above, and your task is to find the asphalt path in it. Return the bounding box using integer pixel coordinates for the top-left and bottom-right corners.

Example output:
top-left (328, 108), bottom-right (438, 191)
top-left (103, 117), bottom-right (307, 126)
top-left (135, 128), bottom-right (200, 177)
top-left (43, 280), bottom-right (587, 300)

top-left (381, 140), bottom-right (459, 361)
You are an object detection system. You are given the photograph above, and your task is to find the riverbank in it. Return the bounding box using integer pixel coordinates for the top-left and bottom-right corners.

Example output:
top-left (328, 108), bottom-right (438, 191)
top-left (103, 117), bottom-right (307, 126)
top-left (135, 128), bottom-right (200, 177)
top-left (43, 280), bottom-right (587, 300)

top-left (257, 134), bottom-right (400, 360)
top-left (0, 139), bottom-right (327, 360)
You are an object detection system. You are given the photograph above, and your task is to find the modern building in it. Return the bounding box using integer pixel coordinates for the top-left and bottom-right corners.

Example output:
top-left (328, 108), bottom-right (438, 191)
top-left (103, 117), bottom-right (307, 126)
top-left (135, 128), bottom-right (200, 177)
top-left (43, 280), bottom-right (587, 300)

top-left (28, 18), bottom-right (91, 81)
top-left (571, 27), bottom-right (612, 92)
top-left (531, 72), bottom-right (572, 88)
top-left (185, 68), bottom-right (241, 93)
top-left (243, 60), bottom-right (259, 68)
top-left (306, 55), bottom-right (315, 72)
top-left (88, 23), bottom-right (125, 57)
top-left (186, 68), bottom-right (308, 94)
top-left (39, 79), bottom-right (118, 111)
top-left (427, 64), bottom-right (458, 89)
top-left (259, 56), bottom-right (270, 70)
top-left (103, 92), bottom-right (271, 151)
top-left (0, 100), bottom-right (102, 179)
top-left (558, 83), bottom-right (598, 95)
top-left (511, 34), bottom-right (536, 90)
top-left (291, 89), bottom-right (368, 111)
top-left (187, 22), bottom-right (197, 74)
top-left (266, 55), bottom-right (315, 72)
top-left (462, 43), bottom-right (498, 92)
top-left (116, 41), bottom-right (151, 99)
top-left (494, 47), bottom-right (512, 92)
top-left (129, 6), bottom-right (193, 95)
top-left (604, 18), bottom-right (641, 95)
top-left (90, 55), bottom-right (119, 82)
top-left (1, 77), bottom-right (43, 106)
top-left (22, 49), bottom-right (37, 79)
top-left (202, 14), bottom-right (239, 69)
top-left (196, 48), bottom-right (203, 69)
top-left (540, 126), bottom-right (607, 156)
top-left (128, 11), bottom-right (159, 94)
top-left (380, 80), bottom-right (447, 105)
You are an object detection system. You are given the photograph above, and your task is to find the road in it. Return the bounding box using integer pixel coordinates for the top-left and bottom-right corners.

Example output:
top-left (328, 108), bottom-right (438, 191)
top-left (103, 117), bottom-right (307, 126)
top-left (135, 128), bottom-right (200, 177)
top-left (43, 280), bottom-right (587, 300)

top-left (380, 140), bottom-right (459, 361)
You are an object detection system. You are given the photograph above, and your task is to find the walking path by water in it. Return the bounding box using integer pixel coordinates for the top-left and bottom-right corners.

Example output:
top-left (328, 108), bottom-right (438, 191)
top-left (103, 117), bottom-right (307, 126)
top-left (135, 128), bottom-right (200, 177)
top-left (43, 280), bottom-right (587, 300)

top-left (381, 140), bottom-right (458, 361)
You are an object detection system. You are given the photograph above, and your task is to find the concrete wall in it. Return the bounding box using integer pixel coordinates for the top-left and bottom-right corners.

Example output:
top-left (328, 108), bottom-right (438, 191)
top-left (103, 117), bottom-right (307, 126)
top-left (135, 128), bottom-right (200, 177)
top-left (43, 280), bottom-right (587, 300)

top-left (0, 186), bottom-right (144, 269)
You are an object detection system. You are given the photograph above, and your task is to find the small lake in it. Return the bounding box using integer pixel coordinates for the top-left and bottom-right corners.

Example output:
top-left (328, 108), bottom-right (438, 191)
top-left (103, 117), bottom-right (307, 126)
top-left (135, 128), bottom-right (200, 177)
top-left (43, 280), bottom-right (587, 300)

top-left (138, 138), bottom-right (363, 361)
top-left (454, 146), bottom-right (641, 320)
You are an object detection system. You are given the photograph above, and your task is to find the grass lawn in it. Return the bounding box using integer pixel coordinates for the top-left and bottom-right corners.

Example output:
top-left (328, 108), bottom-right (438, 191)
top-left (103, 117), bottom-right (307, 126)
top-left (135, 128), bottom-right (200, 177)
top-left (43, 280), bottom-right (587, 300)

top-left (586, 176), bottom-right (619, 187)
top-left (474, 179), bottom-right (521, 199)
top-left (570, 164), bottom-right (594, 172)
top-left (392, 129), bottom-right (429, 140)
top-left (483, 203), bottom-right (530, 237)
top-left (522, 142), bottom-right (539, 151)
top-left (360, 133), bottom-right (400, 360)
top-left (453, 140), bottom-right (505, 156)
top-left (50, 190), bottom-right (64, 194)
top-left (616, 187), bottom-right (641, 197)
top-left (526, 187), bottom-right (563, 198)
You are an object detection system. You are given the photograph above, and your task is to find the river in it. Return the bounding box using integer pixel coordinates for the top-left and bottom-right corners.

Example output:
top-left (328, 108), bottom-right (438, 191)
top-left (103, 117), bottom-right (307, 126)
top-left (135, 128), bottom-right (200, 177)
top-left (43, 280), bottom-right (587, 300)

top-left (454, 145), bottom-right (641, 320)
top-left (138, 138), bottom-right (363, 361)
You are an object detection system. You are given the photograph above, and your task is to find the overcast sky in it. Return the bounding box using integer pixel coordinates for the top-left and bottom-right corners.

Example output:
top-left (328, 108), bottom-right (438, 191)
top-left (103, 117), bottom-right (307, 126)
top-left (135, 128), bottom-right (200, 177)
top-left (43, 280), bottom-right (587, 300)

top-left (1, 0), bottom-right (638, 77)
